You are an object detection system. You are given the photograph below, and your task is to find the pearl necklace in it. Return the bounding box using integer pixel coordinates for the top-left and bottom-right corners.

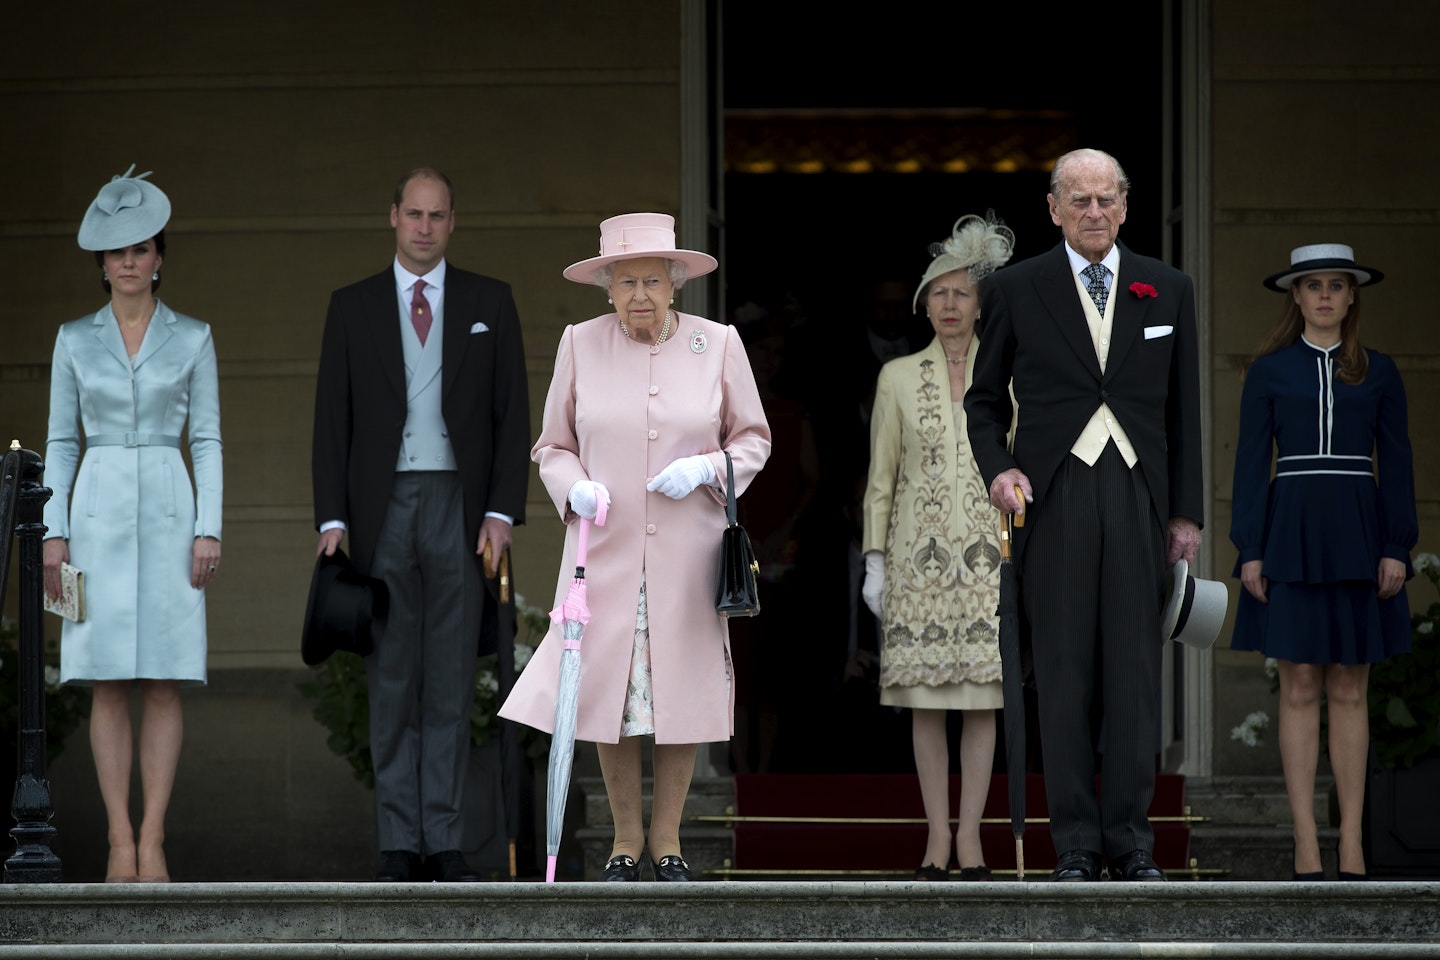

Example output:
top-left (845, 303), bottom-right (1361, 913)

top-left (619, 309), bottom-right (673, 345)
top-left (943, 353), bottom-right (965, 366)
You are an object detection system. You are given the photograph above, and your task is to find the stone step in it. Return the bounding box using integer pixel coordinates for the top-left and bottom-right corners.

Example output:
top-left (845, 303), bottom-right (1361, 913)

top-left (573, 774), bottom-right (1348, 882)
top-left (2, 880), bottom-right (1439, 957)
top-left (1185, 775), bottom-right (1333, 827)
top-left (579, 775), bottom-right (736, 827)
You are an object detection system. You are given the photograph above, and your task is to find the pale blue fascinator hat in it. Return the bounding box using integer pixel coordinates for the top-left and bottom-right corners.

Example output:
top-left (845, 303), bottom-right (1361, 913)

top-left (77, 164), bottom-right (172, 251)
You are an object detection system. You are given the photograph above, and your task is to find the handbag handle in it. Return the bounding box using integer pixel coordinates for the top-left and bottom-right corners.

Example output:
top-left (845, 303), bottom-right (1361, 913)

top-left (724, 451), bottom-right (738, 527)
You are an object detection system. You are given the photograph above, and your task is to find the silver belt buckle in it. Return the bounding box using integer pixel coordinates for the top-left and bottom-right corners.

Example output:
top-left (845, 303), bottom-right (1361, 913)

top-left (124, 431), bottom-right (139, 447)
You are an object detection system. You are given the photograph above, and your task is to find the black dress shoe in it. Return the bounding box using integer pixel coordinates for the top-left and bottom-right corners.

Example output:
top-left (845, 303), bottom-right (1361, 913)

top-left (913, 863), bottom-right (949, 881)
top-left (375, 850), bottom-right (421, 882)
top-left (1335, 840), bottom-right (1367, 881)
top-left (600, 854), bottom-right (642, 882)
top-left (957, 865), bottom-right (992, 881)
top-left (1050, 849), bottom-right (1102, 882)
top-left (1108, 849), bottom-right (1167, 882)
top-left (1291, 841), bottom-right (1324, 880)
top-left (652, 854), bottom-right (695, 881)
top-left (427, 850), bottom-right (481, 882)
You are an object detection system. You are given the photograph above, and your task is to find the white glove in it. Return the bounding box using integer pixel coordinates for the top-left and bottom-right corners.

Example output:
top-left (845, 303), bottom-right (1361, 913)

top-left (646, 455), bottom-right (717, 500)
top-left (567, 480), bottom-right (610, 520)
top-left (862, 551), bottom-right (885, 617)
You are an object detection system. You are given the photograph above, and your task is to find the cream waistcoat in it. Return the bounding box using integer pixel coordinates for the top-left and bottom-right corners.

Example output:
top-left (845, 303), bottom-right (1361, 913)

top-left (1069, 270), bottom-right (1138, 467)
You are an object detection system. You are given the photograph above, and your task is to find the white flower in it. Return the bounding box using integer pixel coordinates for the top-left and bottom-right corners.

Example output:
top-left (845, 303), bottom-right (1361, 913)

top-left (44, 665), bottom-right (61, 690)
top-left (1263, 657), bottom-right (1278, 680)
top-left (1415, 552), bottom-right (1439, 575)
top-left (514, 643), bottom-right (534, 671)
top-left (1420, 621), bottom-right (1434, 636)
top-left (475, 670), bottom-right (499, 696)
top-left (1230, 710), bottom-right (1270, 747)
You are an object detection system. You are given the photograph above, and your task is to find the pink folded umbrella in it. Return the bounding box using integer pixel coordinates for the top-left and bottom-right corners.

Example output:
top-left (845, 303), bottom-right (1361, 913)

top-left (545, 492), bottom-right (607, 883)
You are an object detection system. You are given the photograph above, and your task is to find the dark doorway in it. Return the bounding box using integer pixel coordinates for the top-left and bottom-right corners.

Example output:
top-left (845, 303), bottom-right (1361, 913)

top-left (719, 2), bottom-right (1167, 777)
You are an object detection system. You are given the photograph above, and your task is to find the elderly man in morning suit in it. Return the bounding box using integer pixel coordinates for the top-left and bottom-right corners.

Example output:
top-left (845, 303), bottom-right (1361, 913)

top-left (965, 148), bottom-right (1203, 882)
top-left (312, 167), bottom-right (531, 882)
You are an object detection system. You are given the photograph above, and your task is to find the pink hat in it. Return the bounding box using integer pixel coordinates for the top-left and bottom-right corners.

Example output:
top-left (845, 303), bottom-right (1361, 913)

top-left (562, 212), bottom-right (718, 285)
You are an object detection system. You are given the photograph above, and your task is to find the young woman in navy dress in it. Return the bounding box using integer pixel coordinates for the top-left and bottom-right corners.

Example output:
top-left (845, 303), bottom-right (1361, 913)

top-left (1230, 244), bottom-right (1417, 882)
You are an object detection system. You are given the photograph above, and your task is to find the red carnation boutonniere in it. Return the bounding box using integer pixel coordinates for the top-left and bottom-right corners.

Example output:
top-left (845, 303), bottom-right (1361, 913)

top-left (1130, 282), bottom-right (1158, 300)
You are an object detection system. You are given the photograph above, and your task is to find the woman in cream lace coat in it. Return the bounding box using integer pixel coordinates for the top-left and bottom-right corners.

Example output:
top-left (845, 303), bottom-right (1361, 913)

top-left (862, 213), bottom-right (1014, 880)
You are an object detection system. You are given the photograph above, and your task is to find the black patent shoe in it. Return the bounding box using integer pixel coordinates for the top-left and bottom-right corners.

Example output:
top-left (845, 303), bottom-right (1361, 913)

top-left (1049, 849), bottom-right (1102, 882)
top-left (1292, 842), bottom-right (1324, 881)
top-left (652, 854), bottom-right (695, 881)
top-left (427, 850), bottom-right (481, 882)
top-left (913, 863), bottom-right (949, 881)
top-left (375, 850), bottom-right (422, 882)
top-left (957, 865), bottom-right (992, 881)
top-left (600, 854), bottom-right (642, 882)
top-left (1336, 841), bottom-right (1368, 881)
top-left (1108, 849), bottom-right (1167, 882)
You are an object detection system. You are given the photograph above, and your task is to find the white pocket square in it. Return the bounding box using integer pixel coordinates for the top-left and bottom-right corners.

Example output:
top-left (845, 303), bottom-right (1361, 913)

top-left (470, 322), bottom-right (490, 334)
top-left (1143, 325), bottom-right (1173, 340)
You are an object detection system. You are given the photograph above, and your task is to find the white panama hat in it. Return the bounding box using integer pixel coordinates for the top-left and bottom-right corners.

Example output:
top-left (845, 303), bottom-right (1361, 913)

top-left (1161, 558), bottom-right (1230, 650)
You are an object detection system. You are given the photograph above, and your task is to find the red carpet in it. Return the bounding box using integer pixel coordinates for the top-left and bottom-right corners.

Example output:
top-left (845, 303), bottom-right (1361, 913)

top-left (728, 774), bottom-right (1191, 875)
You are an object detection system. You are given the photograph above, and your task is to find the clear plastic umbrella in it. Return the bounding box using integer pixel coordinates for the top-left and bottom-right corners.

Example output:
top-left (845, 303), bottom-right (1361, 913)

top-left (545, 495), bottom-right (606, 882)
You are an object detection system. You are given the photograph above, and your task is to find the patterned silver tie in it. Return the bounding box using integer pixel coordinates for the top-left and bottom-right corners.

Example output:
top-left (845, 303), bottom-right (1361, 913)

top-left (1082, 262), bottom-right (1109, 314)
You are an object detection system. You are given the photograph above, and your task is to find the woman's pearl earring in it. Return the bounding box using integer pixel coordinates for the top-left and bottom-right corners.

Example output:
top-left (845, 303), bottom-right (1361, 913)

top-left (607, 297), bottom-right (613, 304)
top-left (670, 297), bottom-right (675, 304)
top-left (152, 272), bottom-right (160, 282)
top-left (102, 271), bottom-right (109, 282)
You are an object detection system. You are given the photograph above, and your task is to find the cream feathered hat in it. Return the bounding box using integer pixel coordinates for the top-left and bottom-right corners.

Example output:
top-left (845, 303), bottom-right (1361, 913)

top-left (913, 211), bottom-right (1016, 311)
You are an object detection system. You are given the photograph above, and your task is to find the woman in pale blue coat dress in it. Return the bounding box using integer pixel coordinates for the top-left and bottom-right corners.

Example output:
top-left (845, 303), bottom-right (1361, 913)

top-left (42, 167), bottom-right (222, 883)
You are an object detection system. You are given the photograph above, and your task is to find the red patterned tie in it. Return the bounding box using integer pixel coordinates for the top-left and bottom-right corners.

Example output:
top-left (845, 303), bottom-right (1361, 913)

top-left (411, 279), bottom-right (432, 345)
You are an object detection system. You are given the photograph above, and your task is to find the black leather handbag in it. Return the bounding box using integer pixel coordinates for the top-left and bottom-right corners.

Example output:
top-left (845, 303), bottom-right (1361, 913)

top-left (715, 452), bottom-right (761, 618)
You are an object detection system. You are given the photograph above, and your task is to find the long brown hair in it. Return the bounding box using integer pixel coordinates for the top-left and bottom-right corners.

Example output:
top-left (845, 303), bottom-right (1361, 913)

top-left (1250, 278), bottom-right (1368, 384)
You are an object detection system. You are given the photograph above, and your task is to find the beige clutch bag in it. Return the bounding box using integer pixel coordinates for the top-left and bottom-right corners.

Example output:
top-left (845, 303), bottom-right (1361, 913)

top-left (44, 562), bottom-right (86, 622)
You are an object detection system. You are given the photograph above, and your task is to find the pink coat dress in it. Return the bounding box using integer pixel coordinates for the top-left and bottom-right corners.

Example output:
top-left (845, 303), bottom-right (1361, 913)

top-left (498, 312), bottom-right (771, 744)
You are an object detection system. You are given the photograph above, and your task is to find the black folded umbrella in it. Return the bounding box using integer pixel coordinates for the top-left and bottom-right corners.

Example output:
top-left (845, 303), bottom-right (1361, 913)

top-left (485, 543), bottom-right (521, 880)
top-left (997, 495), bottom-right (1026, 879)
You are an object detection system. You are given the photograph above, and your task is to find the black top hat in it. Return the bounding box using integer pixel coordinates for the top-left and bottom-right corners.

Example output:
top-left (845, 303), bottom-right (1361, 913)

top-left (301, 547), bottom-right (389, 666)
top-left (1263, 243), bottom-right (1384, 292)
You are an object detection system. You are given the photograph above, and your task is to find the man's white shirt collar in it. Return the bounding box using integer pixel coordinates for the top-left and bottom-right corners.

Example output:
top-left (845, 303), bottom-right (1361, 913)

top-left (394, 257), bottom-right (447, 293)
top-left (1063, 243), bottom-right (1121, 286)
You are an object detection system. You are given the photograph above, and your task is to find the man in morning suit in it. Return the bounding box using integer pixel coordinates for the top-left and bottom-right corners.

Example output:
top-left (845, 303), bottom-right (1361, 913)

top-left (312, 167), bottom-right (531, 882)
top-left (965, 148), bottom-right (1203, 882)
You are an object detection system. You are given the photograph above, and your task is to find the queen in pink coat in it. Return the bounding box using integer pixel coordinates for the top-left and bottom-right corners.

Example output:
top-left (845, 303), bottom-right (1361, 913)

top-left (499, 213), bottom-right (770, 882)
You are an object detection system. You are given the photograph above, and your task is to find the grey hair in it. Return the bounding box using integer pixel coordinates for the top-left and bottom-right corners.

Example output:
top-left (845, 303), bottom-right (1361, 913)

top-left (1049, 148), bottom-right (1131, 196)
top-left (592, 257), bottom-right (689, 290)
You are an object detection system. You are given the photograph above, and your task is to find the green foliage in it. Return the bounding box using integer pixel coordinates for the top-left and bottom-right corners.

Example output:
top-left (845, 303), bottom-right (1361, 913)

top-left (296, 652), bottom-right (373, 788)
top-left (298, 594), bottom-right (553, 787)
top-left (0, 617), bottom-right (91, 766)
top-left (1368, 554), bottom-right (1440, 768)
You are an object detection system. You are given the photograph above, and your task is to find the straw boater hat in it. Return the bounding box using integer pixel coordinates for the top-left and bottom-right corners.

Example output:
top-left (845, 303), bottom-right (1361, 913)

top-left (77, 164), bottom-right (172, 251)
top-left (562, 212), bottom-right (718, 285)
top-left (1263, 243), bottom-right (1384, 292)
top-left (913, 211), bottom-right (1016, 311)
top-left (1160, 558), bottom-right (1230, 650)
